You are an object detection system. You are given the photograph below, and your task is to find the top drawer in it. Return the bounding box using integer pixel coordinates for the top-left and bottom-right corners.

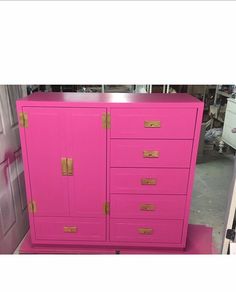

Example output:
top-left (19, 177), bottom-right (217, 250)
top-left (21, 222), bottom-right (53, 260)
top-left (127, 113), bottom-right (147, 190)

top-left (110, 108), bottom-right (197, 139)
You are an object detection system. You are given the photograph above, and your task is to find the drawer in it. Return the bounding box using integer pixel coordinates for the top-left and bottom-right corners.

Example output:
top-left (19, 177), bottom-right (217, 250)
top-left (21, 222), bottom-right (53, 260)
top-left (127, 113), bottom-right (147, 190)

top-left (224, 110), bottom-right (236, 127)
top-left (110, 108), bottom-right (197, 139)
top-left (110, 194), bottom-right (186, 219)
top-left (110, 139), bottom-right (192, 168)
top-left (34, 217), bottom-right (106, 241)
top-left (110, 219), bottom-right (183, 243)
top-left (110, 168), bottom-right (189, 194)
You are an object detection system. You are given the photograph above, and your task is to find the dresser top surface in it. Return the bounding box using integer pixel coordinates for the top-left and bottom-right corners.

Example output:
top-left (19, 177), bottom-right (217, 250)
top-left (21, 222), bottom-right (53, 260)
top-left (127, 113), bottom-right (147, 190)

top-left (17, 92), bottom-right (203, 108)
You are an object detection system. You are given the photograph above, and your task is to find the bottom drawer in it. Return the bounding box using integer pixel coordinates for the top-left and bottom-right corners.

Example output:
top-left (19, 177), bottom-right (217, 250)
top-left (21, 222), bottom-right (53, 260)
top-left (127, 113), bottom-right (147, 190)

top-left (34, 217), bottom-right (106, 241)
top-left (110, 219), bottom-right (183, 243)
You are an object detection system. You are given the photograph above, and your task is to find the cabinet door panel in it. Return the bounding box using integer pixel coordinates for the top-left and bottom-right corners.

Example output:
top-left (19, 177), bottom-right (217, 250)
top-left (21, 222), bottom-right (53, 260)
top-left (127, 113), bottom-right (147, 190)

top-left (24, 107), bottom-right (69, 216)
top-left (67, 108), bottom-right (106, 218)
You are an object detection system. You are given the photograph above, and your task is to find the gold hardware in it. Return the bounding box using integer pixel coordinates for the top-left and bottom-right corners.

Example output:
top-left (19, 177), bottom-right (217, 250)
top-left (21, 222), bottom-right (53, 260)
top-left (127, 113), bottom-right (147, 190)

top-left (138, 228), bottom-right (153, 235)
top-left (64, 226), bottom-right (77, 233)
top-left (19, 112), bottom-right (28, 128)
top-left (144, 121), bottom-right (161, 128)
top-left (102, 113), bottom-right (111, 129)
top-left (28, 201), bottom-right (36, 213)
top-left (67, 158), bottom-right (73, 176)
top-left (103, 202), bottom-right (110, 215)
top-left (141, 178), bottom-right (157, 185)
top-left (143, 150), bottom-right (159, 158)
top-left (61, 157), bottom-right (68, 176)
top-left (140, 204), bottom-right (155, 211)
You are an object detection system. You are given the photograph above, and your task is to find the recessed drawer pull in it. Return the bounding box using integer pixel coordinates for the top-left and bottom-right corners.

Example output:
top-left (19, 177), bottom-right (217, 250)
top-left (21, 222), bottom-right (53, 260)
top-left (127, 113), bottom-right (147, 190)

top-left (67, 158), bottom-right (73, 176)
top-left (64, 226), bottom-right (77, 233)
top-left (144, 121), bottom-right (161, 128)
top-left (143, 150), bottom-right (159, 158)
top-left (138, 227), bottom-right (153, 235)
top-left (141, 178), bottom-right (157, 185)
top-left (140, 204), bottom-right (155, 211)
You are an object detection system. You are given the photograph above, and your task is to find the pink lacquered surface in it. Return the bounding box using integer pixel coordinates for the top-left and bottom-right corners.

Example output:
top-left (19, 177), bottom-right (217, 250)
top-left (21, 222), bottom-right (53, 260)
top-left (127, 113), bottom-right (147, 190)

top-left (66, 108), bottom-right (107, 218)
top-left (110, 219), bottom-right (183, 243)
top-left (24, 107), bottom-right (69, 216)
top-left (110, 168), bottom-right (189, 194)
top-left (110, 139), bottom-right (193, 168)
top-left (110, 194), bottom-right (186, 219)
top-left (34, 217), bottom-right (106, 241)
top-left (110, 108), bottom-right (197, 139)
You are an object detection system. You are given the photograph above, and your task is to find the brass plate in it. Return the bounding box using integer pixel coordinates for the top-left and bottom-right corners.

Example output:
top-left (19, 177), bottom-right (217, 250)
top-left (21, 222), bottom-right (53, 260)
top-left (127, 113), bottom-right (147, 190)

top-left (143, 150), bottom-right (159, 158)
top-left (64, 226), bottom-right (77, 233)
top-left (61, 157), bottom-right (67, 176)
top-left (19, 112), bottom-right (28, 128)
top-left (103, 202), bottom-right (110, 215)
top-left (140, 204), bottom-right (155, 211)
top-left (144, 121), bottom-right (161, 128)
top-left (141, 178), bottom-right (157, 185)
top-left (138, 228), bottom-right (153, 235)
top-left (67, 158), bottom-right (73, 176)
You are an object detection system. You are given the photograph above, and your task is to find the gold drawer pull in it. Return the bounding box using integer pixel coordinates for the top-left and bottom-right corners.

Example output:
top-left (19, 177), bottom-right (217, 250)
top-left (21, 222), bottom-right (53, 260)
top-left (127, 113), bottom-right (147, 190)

top-left (144, 121), bottom-right (161, 128)
top-left (138, 228), bottom-right (153, 235)
top-left (64, 226), bottom-right (77, 233)
top-left (140, 204), bottom-right (155, 211)
top-left (67, 158), bottom-right (73, 176)
top-left (141, 178), bottom-right (157, 185)
top-left (143, 150), bottom-right (159, 158)
top-left (61, 157), bottom-right (68, 176)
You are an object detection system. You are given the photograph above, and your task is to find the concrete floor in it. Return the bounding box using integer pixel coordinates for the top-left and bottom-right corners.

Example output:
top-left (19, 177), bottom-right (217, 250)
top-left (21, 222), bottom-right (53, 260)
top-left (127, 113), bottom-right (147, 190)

top-left (190, 150), bottom-right (235, 253)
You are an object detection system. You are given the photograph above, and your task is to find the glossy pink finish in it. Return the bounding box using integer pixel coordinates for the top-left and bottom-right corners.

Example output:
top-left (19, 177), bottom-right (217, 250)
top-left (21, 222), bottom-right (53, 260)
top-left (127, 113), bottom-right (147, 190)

top-left (24, 107), bottom-right (69, 216)
top-left (16, 92), bottom-right (204, 250)
top-left (110, 219), bottom-right (183, 243)
top-left (66, 108), bottom-right (107, 218)
top-left (110, 139), bottom-right (193, 168)
top-left (34, 217), bottom-right (106, 241)
top-left (110, 108), bottom-right (197, 139)
top-left (110, 194), bottom-right (186, 219)
top-left (110, 168), bottom-right (189, 194)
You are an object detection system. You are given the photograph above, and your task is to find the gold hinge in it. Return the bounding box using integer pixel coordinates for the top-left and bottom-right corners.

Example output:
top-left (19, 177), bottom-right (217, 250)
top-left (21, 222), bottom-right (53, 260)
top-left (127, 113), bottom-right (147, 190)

top-left (103, 202), bottom-right (110, 215)
top-left (19, 112), bottom-right (28, 128)
top-left (102, 113), bottom-right (111, 129)
top-left (28, 201), bottom-right (37, 213)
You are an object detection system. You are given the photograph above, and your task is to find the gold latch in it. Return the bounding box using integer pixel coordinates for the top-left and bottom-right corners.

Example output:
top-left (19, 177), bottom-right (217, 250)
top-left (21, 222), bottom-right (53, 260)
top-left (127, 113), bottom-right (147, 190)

top-left (144, 121), bottom-right (161, 128)
top-left (19, 112), bottom-right (28, 128)
top-left (61, 158), bottom-right (73, 176)
top-left (140, 204), bottom-right (155, 211)
top-left (103, 202), bottom-right (110, 215)
top-left (138, 227), bottom-right (153, 235)
top-left (141, 178), bottom-right (157, 185)
top-left (28, 201), bottom-right (37, 213)
top-left (64, 226), bottom-right (77, 233)
top-left (102, 113), bottom-right (111, 129)
top-left (143, 150), bottom-right (159, 158)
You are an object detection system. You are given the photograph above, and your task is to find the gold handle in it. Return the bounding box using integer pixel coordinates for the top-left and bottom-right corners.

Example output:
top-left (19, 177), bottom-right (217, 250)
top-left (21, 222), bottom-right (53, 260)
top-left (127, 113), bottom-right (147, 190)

top-left (143, 150), bottom-right (159, 158)
top-left (138, 228), bottom-right (153, 235)
top-left (64, 226), bottom-right (77, 233)
top-left (141, 178), bottom-right (157, 185)
top-left (61, 157), bottom-right (68, 176)
top-left (144, 121), bottom-right (161, 128)
top-left (140, 204), bottom-right (155, 211)
top-left (67, 158), bottom-right (73, 176)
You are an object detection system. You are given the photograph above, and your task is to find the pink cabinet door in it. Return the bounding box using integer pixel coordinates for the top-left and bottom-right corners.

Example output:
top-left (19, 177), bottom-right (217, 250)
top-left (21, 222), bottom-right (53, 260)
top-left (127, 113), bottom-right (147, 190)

top-left (24, 107), bottom-right (69, 216)
top-left (66, 108), bottom-right (106, 218)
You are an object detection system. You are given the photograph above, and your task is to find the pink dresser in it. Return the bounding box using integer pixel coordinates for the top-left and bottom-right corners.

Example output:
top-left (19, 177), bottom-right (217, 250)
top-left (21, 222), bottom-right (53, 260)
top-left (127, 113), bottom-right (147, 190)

top-left (17, 93), bottom-right (203, 252)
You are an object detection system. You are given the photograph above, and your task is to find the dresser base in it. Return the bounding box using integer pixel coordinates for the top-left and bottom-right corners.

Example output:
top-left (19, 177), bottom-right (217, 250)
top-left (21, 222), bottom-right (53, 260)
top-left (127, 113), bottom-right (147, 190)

top-left (19, 224), bottom-right (215, 254)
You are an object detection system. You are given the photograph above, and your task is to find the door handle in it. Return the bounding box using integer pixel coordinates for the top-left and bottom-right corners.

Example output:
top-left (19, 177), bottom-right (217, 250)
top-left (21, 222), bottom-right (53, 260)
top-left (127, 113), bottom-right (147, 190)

top-left (61, 157), bottom-right (68, 176)
top-left (67, 158), bottom-right (73, 176)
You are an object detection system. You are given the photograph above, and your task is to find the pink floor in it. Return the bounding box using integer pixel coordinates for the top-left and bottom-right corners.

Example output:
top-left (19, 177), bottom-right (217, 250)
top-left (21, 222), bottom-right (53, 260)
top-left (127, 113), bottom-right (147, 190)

top-left (19, 224), bottom-right (217, 254)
